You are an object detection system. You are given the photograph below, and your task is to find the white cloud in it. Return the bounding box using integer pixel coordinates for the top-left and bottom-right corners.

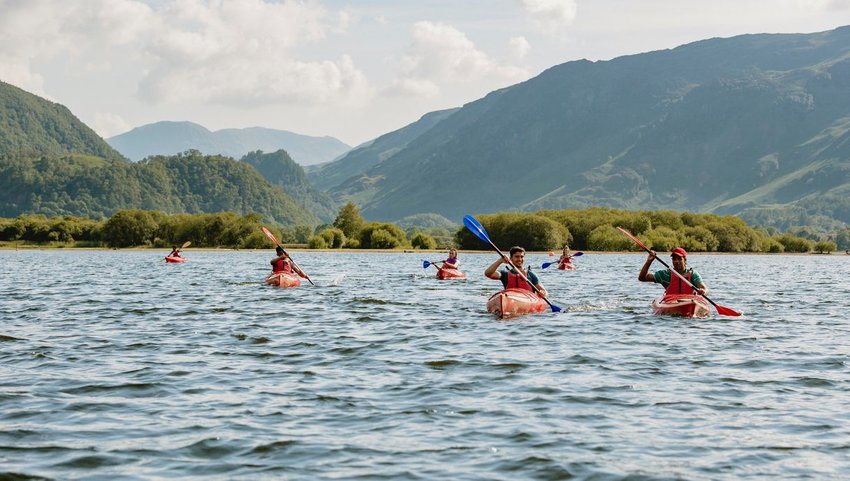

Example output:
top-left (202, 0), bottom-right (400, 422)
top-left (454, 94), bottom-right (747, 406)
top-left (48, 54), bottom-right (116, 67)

top-left (94, 111), bottom-right (131, 138)
top-left (508, 36), bottom-right (532, 61)
top-left (790, 0), bottom-right (850, 10)
top-left (0, 0), bottom-right (370, 108)
top-left (386, 21), bottom-right (529, 98)
top-left (518, 0), bottom-right (577, 31)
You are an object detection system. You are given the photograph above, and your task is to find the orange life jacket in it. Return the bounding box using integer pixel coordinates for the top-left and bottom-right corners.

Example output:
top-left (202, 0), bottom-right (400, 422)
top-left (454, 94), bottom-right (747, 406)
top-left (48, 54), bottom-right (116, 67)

top-left (665, 270), bottom-right (695, 295)
top-left (505, 269), bottom-right (534, 292)
top-left (273, 259), bottom-right (293, 274)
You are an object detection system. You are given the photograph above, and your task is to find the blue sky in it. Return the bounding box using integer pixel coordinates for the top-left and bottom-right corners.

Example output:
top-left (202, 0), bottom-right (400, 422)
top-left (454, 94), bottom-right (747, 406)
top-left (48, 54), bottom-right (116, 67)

top-left (2, 0), bottom-right (849, 146)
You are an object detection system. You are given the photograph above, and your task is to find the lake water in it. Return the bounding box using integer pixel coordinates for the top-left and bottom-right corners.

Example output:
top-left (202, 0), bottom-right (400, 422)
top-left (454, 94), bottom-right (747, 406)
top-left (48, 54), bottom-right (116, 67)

top-left (2, 250), bottom-right (849, 480)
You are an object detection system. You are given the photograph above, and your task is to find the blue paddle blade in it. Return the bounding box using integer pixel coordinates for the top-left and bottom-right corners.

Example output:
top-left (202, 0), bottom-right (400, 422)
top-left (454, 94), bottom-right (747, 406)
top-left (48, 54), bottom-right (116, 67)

top-left (572, 252), bottom-right (584, 257)
top-left (422, 260), bottom-right (430, 268)
top-left (541, 262), bottom-right (555, 269)
top-left (463, 214), bottom-right (491, 244)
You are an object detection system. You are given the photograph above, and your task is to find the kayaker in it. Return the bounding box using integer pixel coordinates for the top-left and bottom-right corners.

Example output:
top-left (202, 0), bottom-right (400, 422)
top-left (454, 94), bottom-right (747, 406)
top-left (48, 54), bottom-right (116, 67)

top-left (557, 245), bottom-right (574, 268)
top-left (271, 246), bottom-right (307, 278)
top-left (168, 246), bottom-right (183, 258)
top-left (485, 246), bottom-right (548, 297)
top-left (638, 247), bottom-right (708, 296)
top-left (437, 248), bottom-right (460, 270)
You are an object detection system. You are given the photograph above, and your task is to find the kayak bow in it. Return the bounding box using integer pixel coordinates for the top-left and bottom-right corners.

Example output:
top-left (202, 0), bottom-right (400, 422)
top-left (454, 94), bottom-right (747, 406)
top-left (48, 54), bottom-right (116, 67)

top-left (651, 294), bottom-right (711, 318)
top-left (265, 272), bottom-right (301, 288)
top-left (486, 288), bottom-right (549, 319)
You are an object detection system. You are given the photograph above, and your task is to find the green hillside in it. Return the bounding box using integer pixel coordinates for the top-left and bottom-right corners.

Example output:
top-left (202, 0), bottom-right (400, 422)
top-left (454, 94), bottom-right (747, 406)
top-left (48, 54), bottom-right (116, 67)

top-left (241, 149), bottom-right (338, 222)
top-left (0, 81), bottom-right (124, 160)
top-left (308, 108), bottom-right (459, 192)
top-left (321, 26), bottom-right (850, 228)
top-left (0, 150), bottom-right (320, 225)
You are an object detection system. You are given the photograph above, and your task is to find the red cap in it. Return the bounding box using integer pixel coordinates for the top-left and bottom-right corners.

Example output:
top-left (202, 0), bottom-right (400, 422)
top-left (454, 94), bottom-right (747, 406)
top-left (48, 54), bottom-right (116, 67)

top-left (671, 247), bottom-right (687, 258)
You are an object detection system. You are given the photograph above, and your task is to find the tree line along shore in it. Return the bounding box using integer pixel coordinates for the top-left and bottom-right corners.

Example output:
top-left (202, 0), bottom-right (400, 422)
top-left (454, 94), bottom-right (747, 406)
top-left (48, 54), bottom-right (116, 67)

top-left (1, 204), bottom-right (845, 254)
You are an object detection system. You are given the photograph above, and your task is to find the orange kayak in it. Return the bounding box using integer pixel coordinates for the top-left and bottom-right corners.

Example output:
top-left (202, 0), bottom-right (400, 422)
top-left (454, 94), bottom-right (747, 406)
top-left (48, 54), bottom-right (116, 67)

top-left (486, 288), bottom-right (548, 319)
top-left (265, 272), bottom-right (301, 288)
top-left (557, 262), bottom-right (576, 270)
top-left (651, 294), bottom-right (710, 318)
top-left (436, 267), bottom-right (466, 279)
top-left (165, 256), bottom-right (186, 263)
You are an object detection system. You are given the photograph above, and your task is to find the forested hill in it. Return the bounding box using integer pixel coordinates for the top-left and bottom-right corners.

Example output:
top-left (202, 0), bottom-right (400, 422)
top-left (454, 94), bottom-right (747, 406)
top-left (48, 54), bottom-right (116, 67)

top-left (0, 81), bottom-right (124, 161)
top-left (242, 150), bottom-right (338, 221)
top-left (0, 150), bottom-right (320, 225)
top-left (323, 26), bottom-right (850, 229)
top-left (108, 121), bottom-right (351, 166)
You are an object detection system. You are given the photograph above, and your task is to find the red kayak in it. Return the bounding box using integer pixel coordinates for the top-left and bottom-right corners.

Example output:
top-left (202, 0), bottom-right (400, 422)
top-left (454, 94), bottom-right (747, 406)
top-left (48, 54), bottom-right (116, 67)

top-left (436, 267), bottom-right (466, 279)
top-left (651, 294), bottom-right (710, 318)
top-left (165, 256), bottom-right (186, 263)
top-left (557, 262), bottom-right (576, 270)
top-left (265, 272), bottom-right (301, 288)
top-left (487, 288), bottom-right (549, 319)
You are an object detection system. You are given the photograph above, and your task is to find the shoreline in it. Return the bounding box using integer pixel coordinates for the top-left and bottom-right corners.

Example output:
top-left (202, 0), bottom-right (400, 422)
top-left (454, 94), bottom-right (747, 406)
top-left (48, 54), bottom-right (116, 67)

top-left (0, 244), bottom-right (842, 255)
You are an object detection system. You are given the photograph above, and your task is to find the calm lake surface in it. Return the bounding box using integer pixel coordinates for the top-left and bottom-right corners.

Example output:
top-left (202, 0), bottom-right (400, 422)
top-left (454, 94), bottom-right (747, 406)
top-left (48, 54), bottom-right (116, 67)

top-left (2, 250), bottom-right (849, 480)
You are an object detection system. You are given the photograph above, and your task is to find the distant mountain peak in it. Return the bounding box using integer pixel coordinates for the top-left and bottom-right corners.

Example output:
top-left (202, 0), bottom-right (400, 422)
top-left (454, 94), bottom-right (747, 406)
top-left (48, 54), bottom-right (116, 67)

top-left (107, 121), bottom-right (351, 165)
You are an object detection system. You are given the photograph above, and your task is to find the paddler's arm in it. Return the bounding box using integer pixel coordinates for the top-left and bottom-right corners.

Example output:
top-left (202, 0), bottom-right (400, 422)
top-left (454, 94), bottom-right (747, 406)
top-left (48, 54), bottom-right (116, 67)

top-left (529, 271), bottom-right (548, 298)
top-left (270, 254), bottom-right (285, 267)
top-left (638, 250), bottom-right (656, 282)
top-left (293, 263), bottom-right (308, 278)
top-left (695, 282), bottom-right (708, 296)
top-left (484, 256), bottom-right (507, 280)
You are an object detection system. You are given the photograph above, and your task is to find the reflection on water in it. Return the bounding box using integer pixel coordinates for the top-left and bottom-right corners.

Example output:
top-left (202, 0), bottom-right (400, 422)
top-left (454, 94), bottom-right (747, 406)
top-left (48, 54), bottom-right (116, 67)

top-left (2, 250), bottom-right (849, 480)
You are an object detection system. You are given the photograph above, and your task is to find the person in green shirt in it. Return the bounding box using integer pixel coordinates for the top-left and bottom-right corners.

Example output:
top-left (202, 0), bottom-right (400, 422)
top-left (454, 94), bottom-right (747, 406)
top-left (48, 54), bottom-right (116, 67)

top-left (638, 247), bottom-right (708, 296)
top-left (485, 246), bottom-right (548, 297)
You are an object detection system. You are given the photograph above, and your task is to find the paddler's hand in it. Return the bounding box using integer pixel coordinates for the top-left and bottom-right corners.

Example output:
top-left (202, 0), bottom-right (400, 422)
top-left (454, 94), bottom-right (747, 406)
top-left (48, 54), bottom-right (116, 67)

top-left (646, 250), bottom-right (657, 261)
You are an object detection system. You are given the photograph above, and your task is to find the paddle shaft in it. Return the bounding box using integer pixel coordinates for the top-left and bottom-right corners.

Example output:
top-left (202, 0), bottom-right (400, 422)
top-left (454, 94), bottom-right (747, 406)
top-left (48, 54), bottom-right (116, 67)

top-left (262, 227), bottom-right (314, 285)
top-left (618, 227), bottom-right (740, 316)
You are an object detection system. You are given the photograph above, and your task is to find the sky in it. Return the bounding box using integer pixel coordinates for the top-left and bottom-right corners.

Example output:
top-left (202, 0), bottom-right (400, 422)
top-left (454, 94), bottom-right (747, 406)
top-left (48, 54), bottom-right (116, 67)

top-left (2, 0), bottom-right (850, 147)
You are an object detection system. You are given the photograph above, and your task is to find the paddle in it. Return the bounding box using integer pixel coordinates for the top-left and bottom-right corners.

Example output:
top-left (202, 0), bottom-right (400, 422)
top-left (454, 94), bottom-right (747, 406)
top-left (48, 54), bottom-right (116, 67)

top-left (261, 226), bottom-right (315, 286)
top-left (463, 214), bottom-right (561, 313)
top-left (616, 226), bottom-right (742, 317)
top-left (541, 251), bottom-right (584, 269)
top-left (422, 260), bottom-right (440, 270)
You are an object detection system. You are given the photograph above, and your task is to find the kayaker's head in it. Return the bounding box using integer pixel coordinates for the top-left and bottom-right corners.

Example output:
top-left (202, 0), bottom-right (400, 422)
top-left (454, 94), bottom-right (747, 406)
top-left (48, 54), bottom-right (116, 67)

top-left (275, 246), bottom-right (285, 256)
top-left (671, 247), bottom-right (687, 270)
top-left (563, 244), bottom-right (570, 255)
top-left (448, 248), bottom-right (458, 258)
top-left (171, 245), bottom-right (177, 250)
top-left (509, 246), bottom-right (526, 268)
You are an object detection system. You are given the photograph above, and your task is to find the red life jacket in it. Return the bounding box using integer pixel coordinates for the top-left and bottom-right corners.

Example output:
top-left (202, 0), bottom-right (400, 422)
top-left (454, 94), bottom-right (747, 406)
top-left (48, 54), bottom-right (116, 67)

top-left (665, 269), bottom-right (695, 295)
top-left (505, 269), bottom-right (534, 292)
top-left (273, 259), bottom-right (293, 274)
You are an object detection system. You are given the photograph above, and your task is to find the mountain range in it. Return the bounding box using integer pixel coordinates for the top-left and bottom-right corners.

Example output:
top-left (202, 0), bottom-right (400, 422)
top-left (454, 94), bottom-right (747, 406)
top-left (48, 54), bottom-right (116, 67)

top-left (107, 121), bottom-right (351, 166)
top-left (315, 26), bottom-right (850, 229)
top-left (4, 26), bottom-right (850, 232)
top-left (0, 83), bottom-right (331, 224)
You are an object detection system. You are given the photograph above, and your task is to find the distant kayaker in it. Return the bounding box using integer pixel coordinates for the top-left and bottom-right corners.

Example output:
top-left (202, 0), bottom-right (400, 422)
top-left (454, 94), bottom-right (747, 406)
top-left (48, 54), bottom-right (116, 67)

top-left (638, 247), bottom-right (708, 296)
top-left (271, 246), bottom-right (307, 278)
top-left (168, 246), bottom-right (183, 258)
top-left (557, 245), bottom-right (574, 268)
top-left (485, 246), bottom-right (548, 297)
top-left (437, 248), bottom-right (460, 270)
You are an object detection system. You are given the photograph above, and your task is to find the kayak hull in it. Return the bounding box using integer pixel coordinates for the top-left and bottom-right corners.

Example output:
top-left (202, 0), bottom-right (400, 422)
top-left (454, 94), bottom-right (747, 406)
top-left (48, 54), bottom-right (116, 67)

top-left (265, 272), bottom-right (301, 288)
top-left (651, 294), bottom-right (711, 318)
top-left (557, 262), bottom-right (576, 270)
top-left (436, 268), bottom-right (466, 280)
top-left (165, 256), bottom-right (186, 263)
top-left (487, 288), bottom-right (548, 319)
